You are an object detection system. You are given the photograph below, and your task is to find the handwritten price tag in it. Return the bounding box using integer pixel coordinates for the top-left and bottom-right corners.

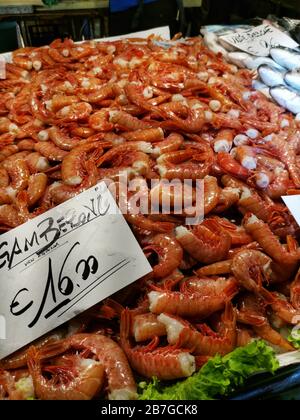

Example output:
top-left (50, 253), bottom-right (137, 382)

top-left (282, 195), bottom-right (300, 227)
top-left (220, 24), bottom-right (299, 57)
top-left (0, 182), bottom-right (152, 359)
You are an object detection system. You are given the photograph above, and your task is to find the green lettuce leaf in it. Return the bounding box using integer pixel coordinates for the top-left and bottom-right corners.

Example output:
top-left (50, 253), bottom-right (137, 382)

top-left (288, 328), bottom-right (300, 349)
top-left (138, 340), bottom-right (279, 400)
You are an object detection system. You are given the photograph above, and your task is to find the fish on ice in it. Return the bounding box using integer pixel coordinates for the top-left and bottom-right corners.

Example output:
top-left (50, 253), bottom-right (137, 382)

top-left (270, 47), bottom-right (300, 71)
top-left (284, 70), bottom-right (300, 91)
top-left (244, 56), bottom-right (285, 71)
top-left (270, 85), bottom-right (300, 114)
top-left (258, 64), bottom-right (285, 87)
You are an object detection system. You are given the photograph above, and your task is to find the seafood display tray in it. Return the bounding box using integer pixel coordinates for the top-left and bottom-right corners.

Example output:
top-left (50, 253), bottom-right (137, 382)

top-left (229, 363), bottom-right (300, 400)
top-left (0, 26), bottom-right (300, 401)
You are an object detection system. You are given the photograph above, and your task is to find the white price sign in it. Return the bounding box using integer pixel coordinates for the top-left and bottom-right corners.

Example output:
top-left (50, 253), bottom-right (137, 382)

top-left (0, 182), bottom-right (152, 359)
top-left (282, 195), bottom-right (300, 227)
top-left (220, 24), bottom-right (299, 57)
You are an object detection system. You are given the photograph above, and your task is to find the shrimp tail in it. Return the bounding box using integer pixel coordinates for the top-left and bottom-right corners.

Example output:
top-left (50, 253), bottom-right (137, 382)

top-left (120, 309), bottom-right (132, 344)
top-left (259, 288), bottom-right (275, 305)
top-left (236, 310), bottom-right (266, 326)
top-left (224, 279), bottom-right (239, 301)
top-left (223, 301), bottom-right (235, 322)
top-left (26, 346), bottom-right (42, 375)
top-left (99, 299), bottom-right (124, 319)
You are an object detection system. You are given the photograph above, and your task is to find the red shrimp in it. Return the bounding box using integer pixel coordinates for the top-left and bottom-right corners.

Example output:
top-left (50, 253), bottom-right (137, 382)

top-left (237, 293), bottom-right (294, 351)
top-left (148, 279), bottom-right (238, 319)
top-left (132, 313), bottom-right (166, 342)
top-left (158, 302), bottom-right (237, 356)
top-left (143, 234), bottom-right (183, 279)
top-left (175, 219), bottom-right (231, 264)
top-left (120, 310), bottom-right (196, 380)
top-left (38, 333), bottom-right (137, 400)
top-left (217, 152), bottom-right (249, 179)
top-left (244, 214), bottom-right (300, 266)
top-left (27, 348), bottom-right (104, 400)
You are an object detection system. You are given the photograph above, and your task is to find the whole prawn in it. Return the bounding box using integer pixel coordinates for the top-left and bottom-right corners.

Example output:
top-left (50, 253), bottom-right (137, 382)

top-left (158, 302), bottom-right (237, 356)
top-left (175, 218), bottom-right (231, 264)
top-left (237, 293), bottom-right (294, 351)
top-left (231, 249), bottom-right (272, 298)
top-left (143, 234), bottom-right (183, 279)
top-left (148, 278), bottom-right (238, 319)
top-left (27, 348), bottom-right (105, 400)
top-left (244, 214), bottom-right (300, 267)
top-left (38, 333), bottom-right (137, 400)
top-left (61, 142), bottom-right (103, 186)
top-left (120, 309), bottom-right (196, 380)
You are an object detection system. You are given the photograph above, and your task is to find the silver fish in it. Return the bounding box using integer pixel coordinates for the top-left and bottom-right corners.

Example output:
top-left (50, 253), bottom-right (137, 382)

top-left (270, 85), bottom-right (300, 114)
top-left (244, 56), bottom-right (285, 71)
top-left (270, 47), bottom-right (300, 71)
top-left (252, 80), bottom-right (271, 98)
top-left (284, 70), bottom-right (300, 91)
top-left (258, 65), bottom-right (285, 87)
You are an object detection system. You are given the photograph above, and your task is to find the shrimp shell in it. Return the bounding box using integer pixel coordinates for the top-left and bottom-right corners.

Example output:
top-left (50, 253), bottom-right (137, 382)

top-left (0, 168), bottom-right (9, 188)
top-left (34, 142), bottom-right (68, 162)
top-left (27, 348), bottom-right (105, 401)
top-left (231, 249), bottom-right (272, 295)
top-left (25, 152), bottom-right (50, 173)
top-left (67, 334), bottom-right (137, 400)
top-left (109, 110), bottom-right (153, 131)
top-left (120, 310), bottom-right (195, 380)
top-left (0, 205), bottom-right (21, 227)
top-left (204, 176), bottom-right (220, 215)
top-left (132, 313), bottom-right (166, 342)
top-left (158, 302), bottom-right (237, 356)
top-left (175, 219), bottom-right (231, 264)
top-left (244, 214), bottom-right (300, 266)
top-left (143, 234), bottom-right (183, 279)
top-left (148, 279), bottom-right (238, 320)
top-left (61, 142), bottom-right (102, 186)
top-left (237, 293), bottom-right (294, 351)
top-left (27, 173), bottom-right (48, 207)
top-left (122, 127), bottom-right (164, 143)
top-left (48, 126), bottom-right (82, 151)
top-left (3, 158), bottom-right (30, 191)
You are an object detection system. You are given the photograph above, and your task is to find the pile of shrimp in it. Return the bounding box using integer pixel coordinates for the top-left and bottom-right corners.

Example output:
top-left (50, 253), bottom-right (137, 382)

top-left (1, 35), bottom-right (300, 400)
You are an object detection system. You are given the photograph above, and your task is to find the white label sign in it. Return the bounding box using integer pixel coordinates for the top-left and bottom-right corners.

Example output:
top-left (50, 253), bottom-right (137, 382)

top-left (282, 195), bottom-right (300, 227)
top-left (0, 182), bottom-right (152, 359)
top-left (220, 24), bottom-right (299, 57)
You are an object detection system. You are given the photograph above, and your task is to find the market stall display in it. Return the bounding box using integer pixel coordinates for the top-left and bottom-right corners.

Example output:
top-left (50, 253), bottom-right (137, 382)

top-left (0, 31), bottom-right (300, 400)
top-left (201, 20), bottom-right (300, 114)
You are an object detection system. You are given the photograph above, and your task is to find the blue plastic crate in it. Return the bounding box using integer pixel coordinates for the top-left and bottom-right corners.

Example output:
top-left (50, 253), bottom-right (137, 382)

top-left (110, 0), bottom-right (157, 13)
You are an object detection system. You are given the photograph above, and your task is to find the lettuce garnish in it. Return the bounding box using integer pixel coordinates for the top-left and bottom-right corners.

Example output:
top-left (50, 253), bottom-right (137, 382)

top-left (288, 328), bottom-right (300, 349)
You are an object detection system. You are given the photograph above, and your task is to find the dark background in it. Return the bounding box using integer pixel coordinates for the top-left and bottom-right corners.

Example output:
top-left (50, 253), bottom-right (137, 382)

top-left (1, 0), bottom-right (300, 52)
top-left (109, 0), bottom-right (300, 38)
